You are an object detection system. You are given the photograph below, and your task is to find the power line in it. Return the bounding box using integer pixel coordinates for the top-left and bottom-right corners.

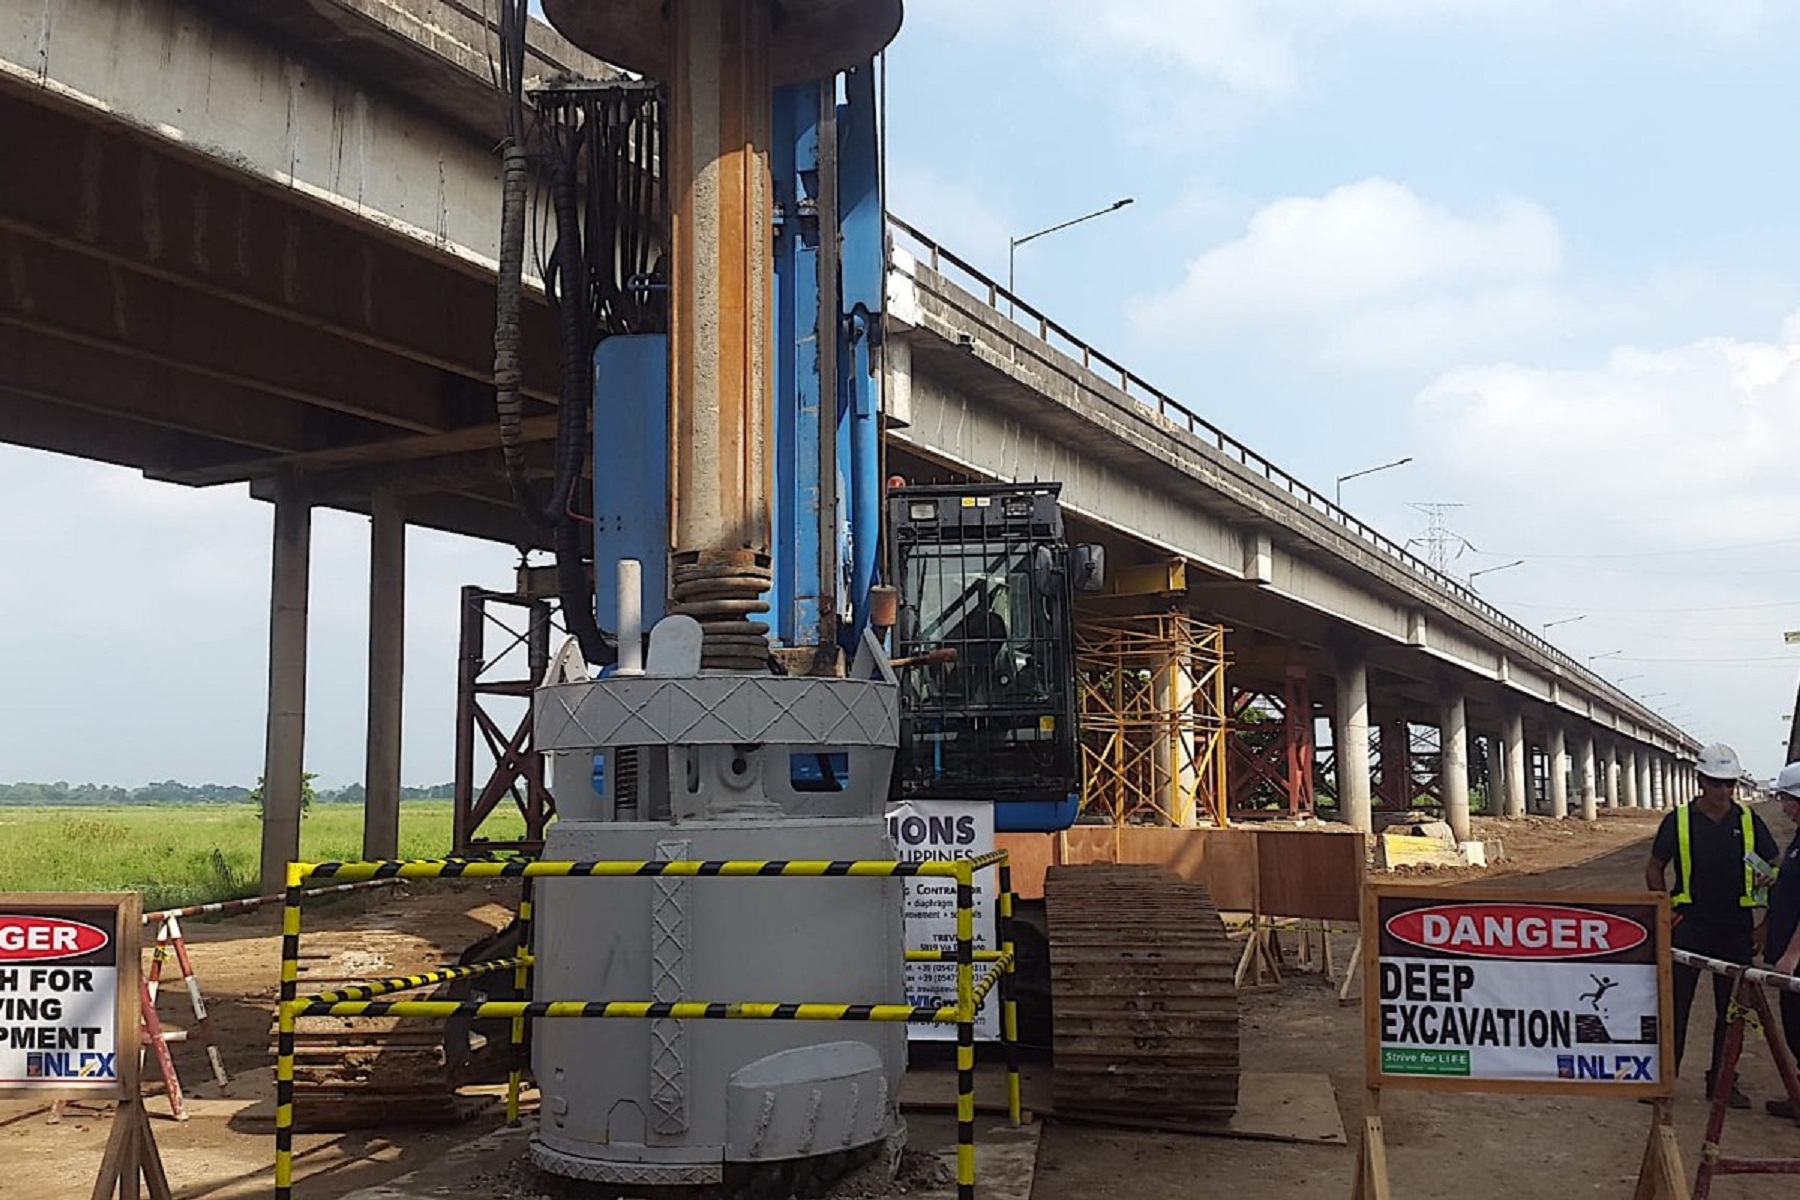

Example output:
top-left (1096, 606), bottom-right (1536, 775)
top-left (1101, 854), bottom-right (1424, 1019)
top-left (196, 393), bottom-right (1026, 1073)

top-left (1470, 535), bottom-right (1800, 562)
top-left (1486, 596), bottom-right (1800, 615)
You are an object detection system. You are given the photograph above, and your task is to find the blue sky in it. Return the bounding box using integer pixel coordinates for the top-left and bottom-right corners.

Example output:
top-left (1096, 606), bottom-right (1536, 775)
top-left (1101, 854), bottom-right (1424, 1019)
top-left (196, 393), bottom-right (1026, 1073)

top-left (3, 0), bottom-right (1799, 787)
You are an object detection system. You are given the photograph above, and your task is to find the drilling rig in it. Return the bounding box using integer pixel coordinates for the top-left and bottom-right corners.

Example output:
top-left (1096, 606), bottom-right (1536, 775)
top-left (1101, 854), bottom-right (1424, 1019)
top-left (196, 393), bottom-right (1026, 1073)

top-left (455, 0), bottom-right (1242, 1181)
top-left (517, 0), bottom-right (909, 1185)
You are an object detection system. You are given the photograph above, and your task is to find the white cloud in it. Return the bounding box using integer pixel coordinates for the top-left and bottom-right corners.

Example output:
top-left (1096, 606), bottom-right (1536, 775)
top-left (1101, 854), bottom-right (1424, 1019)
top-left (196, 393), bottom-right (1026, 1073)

top-left (1410, 315), bottom-right (1800, 773)
top-left (1130, 178), bottom-right (1566, 366)
top-left (0, 446), bottom-right (517, 788)
top-left (902, 0), bottom-right (1784, 114)
top-left (1419, 315), bottom-right (1800, 541)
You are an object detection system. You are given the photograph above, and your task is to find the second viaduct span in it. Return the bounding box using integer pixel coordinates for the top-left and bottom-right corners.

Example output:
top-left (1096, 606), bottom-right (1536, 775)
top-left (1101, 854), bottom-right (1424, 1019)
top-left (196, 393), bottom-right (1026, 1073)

top-left (0, 0), bottom-right (1698, 882)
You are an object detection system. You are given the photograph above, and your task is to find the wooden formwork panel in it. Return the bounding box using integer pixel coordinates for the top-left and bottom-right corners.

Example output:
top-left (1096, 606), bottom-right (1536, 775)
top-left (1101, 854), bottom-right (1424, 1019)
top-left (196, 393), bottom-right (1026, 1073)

top-left (999, 826), bottom-right (1364, 922)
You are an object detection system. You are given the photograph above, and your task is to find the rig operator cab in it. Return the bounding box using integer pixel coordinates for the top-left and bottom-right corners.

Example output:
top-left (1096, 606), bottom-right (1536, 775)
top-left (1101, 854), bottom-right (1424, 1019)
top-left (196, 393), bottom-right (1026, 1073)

top-left (886, 482), bottom-right (1104, 833)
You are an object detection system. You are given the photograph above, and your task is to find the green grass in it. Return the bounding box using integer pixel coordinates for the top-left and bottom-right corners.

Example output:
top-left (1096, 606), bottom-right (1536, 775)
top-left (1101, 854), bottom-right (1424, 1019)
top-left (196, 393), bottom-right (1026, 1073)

top-left (0, 802), bottom-right (527, 910)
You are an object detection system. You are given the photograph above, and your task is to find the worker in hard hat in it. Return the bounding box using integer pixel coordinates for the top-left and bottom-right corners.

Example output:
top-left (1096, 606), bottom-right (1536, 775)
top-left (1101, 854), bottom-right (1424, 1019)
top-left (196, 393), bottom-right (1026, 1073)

top-left (1645, 742), bottom-right (1780, 1108)
top-left (1761, 762), bottom-right (1800, 1119)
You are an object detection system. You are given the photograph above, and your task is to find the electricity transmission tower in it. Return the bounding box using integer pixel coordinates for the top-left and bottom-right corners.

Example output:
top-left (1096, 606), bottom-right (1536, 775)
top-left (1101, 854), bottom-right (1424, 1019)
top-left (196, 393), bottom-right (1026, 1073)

top-left (1407, 503), bottom-right (1472, 571)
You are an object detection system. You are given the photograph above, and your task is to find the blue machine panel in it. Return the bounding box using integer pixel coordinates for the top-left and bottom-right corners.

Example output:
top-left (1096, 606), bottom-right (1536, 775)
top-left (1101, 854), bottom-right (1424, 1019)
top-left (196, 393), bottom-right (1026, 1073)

top-left (592, 334), bottom-right (670, 632)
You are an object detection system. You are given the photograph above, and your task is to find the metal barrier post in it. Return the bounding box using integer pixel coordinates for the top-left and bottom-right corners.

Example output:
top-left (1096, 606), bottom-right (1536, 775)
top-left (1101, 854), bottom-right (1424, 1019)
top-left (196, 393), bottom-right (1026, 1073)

top-left (274, 863), bottom-right (303, 1200)
top-left (162, 914), bottom-right (231, 1091)
top-left (508, 882), bottom-right (534, 1125)
top-left (998, 862), bottom-right (1022, 1126)
top-left (1694, 971), bottom-right (1751, 1200)
top-left (1673, 950), bottom-right (1800, 1197)
top-left (955, 858), bottom-right (976, 1200)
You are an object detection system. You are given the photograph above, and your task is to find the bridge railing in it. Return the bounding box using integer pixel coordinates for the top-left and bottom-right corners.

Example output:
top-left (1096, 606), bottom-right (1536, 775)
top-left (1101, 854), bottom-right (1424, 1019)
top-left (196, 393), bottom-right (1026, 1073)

top-left (886, 216), bottom-right (1686, 748)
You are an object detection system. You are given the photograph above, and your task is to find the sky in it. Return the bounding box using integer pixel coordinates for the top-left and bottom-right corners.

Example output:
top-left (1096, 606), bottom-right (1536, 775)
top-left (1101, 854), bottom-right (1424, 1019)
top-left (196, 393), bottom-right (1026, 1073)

top-left (3, 0), bottom-right (1800, 787)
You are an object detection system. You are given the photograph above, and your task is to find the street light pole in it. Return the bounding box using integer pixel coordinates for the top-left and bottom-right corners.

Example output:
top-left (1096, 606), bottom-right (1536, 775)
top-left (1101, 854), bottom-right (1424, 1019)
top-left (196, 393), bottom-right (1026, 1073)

top-left (1334, 456), bottom-right (1413, 507)
top-left (1467, 559), bottom-right (1523, 591)
top-left (1543, 614), bottom-right (1586, 631)
top-left (1009, 197), bottom-right (1135, 303)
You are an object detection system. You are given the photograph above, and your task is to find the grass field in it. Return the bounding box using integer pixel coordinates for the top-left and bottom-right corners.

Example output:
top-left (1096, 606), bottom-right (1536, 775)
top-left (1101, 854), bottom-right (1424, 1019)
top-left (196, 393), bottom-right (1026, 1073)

top-left (0, 802), bottom-right (527, 909)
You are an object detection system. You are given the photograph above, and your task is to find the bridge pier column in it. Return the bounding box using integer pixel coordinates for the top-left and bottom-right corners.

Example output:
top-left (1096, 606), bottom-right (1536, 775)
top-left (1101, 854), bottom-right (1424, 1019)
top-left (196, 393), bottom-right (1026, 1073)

top-left (1540, 726), bottom-right (1569, 820)
top-left (1157, 649), bottom-right (1198, 827)
top-left (1579, 734), bottom-right (1599, 822)
top-left (1549, 725), bottom-right (1569, 819)
top-left (1637, 753), bottom-right (1653, 813)
top-left (259, 474), bottom-right (312, 895)
top-left (1623, 748), bottom-right (1640, 809)
top-left (1604, 745), bottom-right (1621, 809)
top-left (1502, 707), bottom-right (1526, 819)
top-left (362, 491), bottom-right (406, 861)
top-left (1439, 689), bottom-right (1470, 843)
top-left (1653, 757), bottom-right (1667, 809)
top-left (1333, 650), bottom-right (1373, 833)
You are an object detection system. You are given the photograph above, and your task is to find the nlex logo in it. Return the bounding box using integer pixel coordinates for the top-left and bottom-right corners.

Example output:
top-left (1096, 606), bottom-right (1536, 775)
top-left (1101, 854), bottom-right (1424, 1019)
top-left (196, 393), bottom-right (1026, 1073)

top-left (1386, 903), bottom-right (1647, 960)
top-left (0, 915), bottom-right (110, 962)
top-left (1557, 1054), bottom-right (1654, 1082)
top-left (26, 1052), bottom-right (118, 1080)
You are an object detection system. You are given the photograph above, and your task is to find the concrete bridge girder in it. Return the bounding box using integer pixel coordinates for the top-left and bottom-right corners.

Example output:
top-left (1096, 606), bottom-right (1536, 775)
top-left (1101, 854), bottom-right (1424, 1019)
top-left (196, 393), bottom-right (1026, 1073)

top-left (887, 258), bottom-right (1689, 768)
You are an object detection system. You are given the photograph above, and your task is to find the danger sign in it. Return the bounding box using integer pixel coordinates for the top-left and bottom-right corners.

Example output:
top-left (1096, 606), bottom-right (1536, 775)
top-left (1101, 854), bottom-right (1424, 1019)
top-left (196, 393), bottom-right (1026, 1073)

top-left (1365, 886), bottom-right (1672, 1096)
top-left (0, 895), bottom-right (137, 1100)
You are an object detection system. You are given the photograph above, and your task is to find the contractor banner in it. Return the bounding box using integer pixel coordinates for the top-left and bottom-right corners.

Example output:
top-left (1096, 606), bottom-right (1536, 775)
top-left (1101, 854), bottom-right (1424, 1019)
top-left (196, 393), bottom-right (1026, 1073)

top-left (0, 895), bottom-right (136, 1098)
top-left (885, 799), bottom-right (1000, 1041)
top-left (1365, 886), bottom-right (1672, 1095)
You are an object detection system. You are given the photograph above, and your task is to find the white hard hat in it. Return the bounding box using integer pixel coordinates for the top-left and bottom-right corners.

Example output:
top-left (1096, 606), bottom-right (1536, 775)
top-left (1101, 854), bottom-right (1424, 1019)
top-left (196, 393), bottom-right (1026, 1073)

top-left (1775, 761), bottom-right (1800, 798)
top-left (1695, 743), bottom-right (1743, 782)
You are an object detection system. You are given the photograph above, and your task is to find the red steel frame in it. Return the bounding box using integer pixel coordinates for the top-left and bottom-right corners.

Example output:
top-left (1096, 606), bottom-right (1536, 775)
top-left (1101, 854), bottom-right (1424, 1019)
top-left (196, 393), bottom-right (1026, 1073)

top-left (1693, 966), bottom-right (1800, 1197)
top-left (1227, 666), bottom-right (1316, 819)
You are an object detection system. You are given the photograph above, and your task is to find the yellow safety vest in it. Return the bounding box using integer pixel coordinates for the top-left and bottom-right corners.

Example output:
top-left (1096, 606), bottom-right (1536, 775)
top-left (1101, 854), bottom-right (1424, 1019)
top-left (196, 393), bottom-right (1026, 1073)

top-left (1670, 802), bottom-right (1759, 909)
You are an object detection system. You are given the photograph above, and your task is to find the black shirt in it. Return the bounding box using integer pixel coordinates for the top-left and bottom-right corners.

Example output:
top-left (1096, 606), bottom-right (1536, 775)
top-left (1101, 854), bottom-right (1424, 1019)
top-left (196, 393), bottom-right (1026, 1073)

top-left (1765, 827), bottom-right (1800, 957)
top-left (1650, 802), bottom-right (1779, 927)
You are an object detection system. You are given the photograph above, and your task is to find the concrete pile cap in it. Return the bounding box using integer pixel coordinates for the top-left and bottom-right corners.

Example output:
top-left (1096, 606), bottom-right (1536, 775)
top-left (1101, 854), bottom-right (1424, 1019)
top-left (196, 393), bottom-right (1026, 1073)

top-left (541, 0), bottom-right (904, 84)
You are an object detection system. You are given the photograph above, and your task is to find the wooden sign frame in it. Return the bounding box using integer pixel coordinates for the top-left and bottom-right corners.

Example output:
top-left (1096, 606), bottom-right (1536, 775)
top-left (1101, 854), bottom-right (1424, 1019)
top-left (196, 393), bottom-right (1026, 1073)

top-left (1354, 883), bottom-right (1686, 1199)
top-left (0, 892), bottom-right (169, 1199)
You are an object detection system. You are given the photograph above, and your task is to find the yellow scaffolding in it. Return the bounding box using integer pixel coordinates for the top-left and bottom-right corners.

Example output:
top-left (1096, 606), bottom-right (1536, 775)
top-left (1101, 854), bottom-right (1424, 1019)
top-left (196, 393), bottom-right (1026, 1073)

top-left (1076, 612), bottom-right (1230, 826)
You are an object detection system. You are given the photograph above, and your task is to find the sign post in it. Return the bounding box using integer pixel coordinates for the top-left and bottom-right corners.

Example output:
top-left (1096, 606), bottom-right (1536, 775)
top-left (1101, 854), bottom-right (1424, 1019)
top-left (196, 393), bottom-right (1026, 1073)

top-left (0, 892), bottom-right (168, 1200)
top-left (1358, 885), bottom-right (1682, 1198)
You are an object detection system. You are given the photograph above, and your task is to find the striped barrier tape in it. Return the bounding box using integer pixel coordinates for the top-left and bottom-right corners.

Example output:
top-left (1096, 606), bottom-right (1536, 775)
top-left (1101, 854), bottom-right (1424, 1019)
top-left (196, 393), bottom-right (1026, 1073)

top-left (285, 979), bottom-right (1007, 1025)
top-left (144, 877), bottom-right (399, 923)
top-left (904, 949), bottom-right (1008, 963)
top-left (299, 956), bottom-right (532, 1006)
top-left (1672, 948), bottom-right (1800, 996)
top-left (298, 851), bottom-right (1008, 883)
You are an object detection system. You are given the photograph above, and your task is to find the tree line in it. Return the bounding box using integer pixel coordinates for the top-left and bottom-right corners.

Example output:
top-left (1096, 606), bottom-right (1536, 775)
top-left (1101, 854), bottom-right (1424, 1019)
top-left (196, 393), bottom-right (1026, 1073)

top-left (0, 779), bottom-right (454, 806)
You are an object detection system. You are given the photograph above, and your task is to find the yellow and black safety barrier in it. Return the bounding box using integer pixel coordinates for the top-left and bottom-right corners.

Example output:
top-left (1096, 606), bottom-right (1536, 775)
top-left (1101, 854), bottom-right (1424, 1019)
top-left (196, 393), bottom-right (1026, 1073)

top-left (300, 850), bottom-right (1010, 882)
top-left (299, 956), bottom-right (530, 1006)
top-left (274, 852), bottom-right (1017, 1200)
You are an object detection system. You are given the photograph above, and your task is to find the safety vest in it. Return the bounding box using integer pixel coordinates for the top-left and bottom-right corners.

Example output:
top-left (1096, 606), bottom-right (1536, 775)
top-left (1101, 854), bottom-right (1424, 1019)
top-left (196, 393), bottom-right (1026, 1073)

top-left (1670, 802), bottom-right (1760, 908)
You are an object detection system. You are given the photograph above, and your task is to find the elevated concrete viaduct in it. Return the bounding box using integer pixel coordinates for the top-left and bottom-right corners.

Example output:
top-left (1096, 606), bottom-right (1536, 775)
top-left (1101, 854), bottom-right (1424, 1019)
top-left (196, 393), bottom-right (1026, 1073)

top-left (0, 0), bottom-right (1698, 890)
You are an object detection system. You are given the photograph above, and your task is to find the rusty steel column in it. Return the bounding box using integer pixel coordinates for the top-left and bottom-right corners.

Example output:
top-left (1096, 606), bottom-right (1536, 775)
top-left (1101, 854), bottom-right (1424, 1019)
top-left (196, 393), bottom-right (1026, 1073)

top-left (667, 0), bottom-right (777, 670)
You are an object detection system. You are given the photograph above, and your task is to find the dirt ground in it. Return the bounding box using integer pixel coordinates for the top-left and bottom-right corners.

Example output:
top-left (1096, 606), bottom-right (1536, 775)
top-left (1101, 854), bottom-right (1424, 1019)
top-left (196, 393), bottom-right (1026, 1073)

top-left (4, 808), bottom-right (1798, 1199)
